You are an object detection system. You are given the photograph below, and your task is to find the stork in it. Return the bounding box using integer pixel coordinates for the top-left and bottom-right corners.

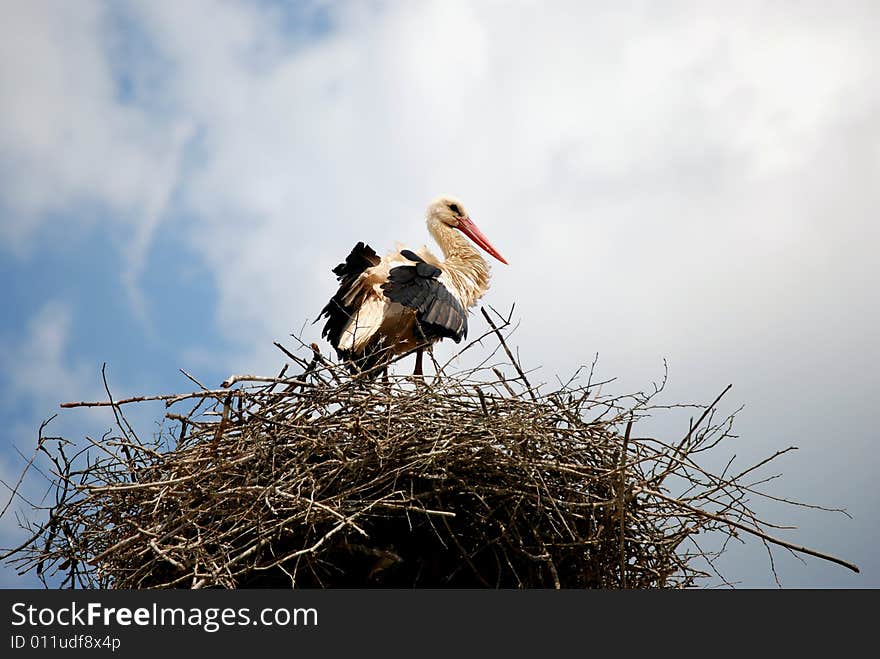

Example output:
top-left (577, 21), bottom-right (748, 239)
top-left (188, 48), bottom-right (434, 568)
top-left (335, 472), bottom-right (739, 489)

top-left (318, 195), bottom-right (508, 377)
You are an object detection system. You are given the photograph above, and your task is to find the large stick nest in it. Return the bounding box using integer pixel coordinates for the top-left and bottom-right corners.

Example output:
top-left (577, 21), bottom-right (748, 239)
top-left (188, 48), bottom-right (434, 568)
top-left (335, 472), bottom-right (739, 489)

top-left (2, 309), bottom-right (858, 588)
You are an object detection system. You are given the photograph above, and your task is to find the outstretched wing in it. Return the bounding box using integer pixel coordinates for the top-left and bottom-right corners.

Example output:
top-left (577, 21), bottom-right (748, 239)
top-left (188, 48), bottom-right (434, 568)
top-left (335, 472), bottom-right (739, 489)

top-left (380, 250), bottom-right (468, 343)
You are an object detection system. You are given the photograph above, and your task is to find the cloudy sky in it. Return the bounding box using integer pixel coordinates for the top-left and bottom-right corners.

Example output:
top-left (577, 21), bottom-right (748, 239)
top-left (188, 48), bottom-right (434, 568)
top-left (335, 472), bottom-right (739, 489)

top-left (1, 0), bottom-right (877, 588)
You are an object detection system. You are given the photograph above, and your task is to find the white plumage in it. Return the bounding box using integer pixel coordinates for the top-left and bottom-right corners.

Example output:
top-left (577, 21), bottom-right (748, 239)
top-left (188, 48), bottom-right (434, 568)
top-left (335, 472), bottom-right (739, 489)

top-left (318, 195), bottom-right (508, 375)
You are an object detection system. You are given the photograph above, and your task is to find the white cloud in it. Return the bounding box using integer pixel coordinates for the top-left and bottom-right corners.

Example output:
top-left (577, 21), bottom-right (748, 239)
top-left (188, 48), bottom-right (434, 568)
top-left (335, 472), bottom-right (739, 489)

top-left (4, 2), bottom-right (878, 364)
top-left (2, 302), bottom-right (94, 411)
top-left (159, 2), bottom-right (877, 383)
top-left (1, 1), bottom-right (878, 584)
top-left (0, 1), bottom-right (192, 324)
top-left (0, 302), bottom-right (116, 583)
top-left (0, 301), bottom-right (122, 451)
top-left (5, 0), bottom-right (878, 406)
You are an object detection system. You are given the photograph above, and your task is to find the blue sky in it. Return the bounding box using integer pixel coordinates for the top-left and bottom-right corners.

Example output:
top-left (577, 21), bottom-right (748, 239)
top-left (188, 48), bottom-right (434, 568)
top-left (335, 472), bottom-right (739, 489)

top-left (1, 0), bottom-right (878, 588)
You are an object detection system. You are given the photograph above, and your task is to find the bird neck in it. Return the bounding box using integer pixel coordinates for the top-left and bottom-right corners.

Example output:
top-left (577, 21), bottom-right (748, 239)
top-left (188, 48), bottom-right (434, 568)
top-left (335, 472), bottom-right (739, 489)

top-left (428, 219), bottom-right (491, 308)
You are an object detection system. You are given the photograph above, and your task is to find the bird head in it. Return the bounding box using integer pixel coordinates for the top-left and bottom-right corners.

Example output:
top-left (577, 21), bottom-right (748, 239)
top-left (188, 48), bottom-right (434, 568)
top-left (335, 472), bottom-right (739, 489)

top-left (426, 195), bottom-right (509, 265)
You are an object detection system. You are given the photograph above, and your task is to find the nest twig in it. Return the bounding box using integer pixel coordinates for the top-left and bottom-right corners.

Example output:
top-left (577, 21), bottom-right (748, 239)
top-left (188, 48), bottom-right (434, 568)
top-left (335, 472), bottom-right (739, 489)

top-left (0, 307), bottom-right (859, 588)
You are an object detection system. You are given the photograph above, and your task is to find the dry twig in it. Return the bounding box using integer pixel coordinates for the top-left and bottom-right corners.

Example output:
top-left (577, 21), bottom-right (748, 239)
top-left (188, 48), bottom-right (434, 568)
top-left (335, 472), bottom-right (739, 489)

top-left (0, 308), bottom-right (858, 588)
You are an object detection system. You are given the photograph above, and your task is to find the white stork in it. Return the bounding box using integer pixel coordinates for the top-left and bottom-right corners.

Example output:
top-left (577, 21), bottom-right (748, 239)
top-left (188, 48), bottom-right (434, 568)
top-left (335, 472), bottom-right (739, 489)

top-left (318, 195), bottom-right (508, 376)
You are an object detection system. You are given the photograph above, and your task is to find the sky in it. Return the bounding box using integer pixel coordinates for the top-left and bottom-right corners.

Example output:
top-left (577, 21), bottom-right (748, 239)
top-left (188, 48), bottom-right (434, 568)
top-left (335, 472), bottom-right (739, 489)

top-left (0, 0), bottom-right (877, 588)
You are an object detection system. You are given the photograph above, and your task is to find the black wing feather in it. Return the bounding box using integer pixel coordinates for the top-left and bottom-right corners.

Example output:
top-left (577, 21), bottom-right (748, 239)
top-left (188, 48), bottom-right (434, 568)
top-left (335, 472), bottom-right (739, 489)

top-left (381, 252), bottom-right (468, 343)
top-left (317, 242), bottom-right (381, 351)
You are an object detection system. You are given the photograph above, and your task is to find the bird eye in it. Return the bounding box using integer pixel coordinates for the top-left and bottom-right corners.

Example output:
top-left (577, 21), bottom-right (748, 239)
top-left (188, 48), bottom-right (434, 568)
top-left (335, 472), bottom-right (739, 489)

top-left (448, 203), bottom-right (461, 215)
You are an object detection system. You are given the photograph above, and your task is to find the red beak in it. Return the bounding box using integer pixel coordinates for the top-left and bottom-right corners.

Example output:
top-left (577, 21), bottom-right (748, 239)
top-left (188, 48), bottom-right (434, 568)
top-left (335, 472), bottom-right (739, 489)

top-left (457, 216), bottom-right (509, 265)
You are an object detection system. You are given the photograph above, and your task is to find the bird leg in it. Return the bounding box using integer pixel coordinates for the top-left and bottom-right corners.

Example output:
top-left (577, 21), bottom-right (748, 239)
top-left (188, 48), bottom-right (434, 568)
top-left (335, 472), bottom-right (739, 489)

top-left (413, 347), bottom-right (424, 378)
